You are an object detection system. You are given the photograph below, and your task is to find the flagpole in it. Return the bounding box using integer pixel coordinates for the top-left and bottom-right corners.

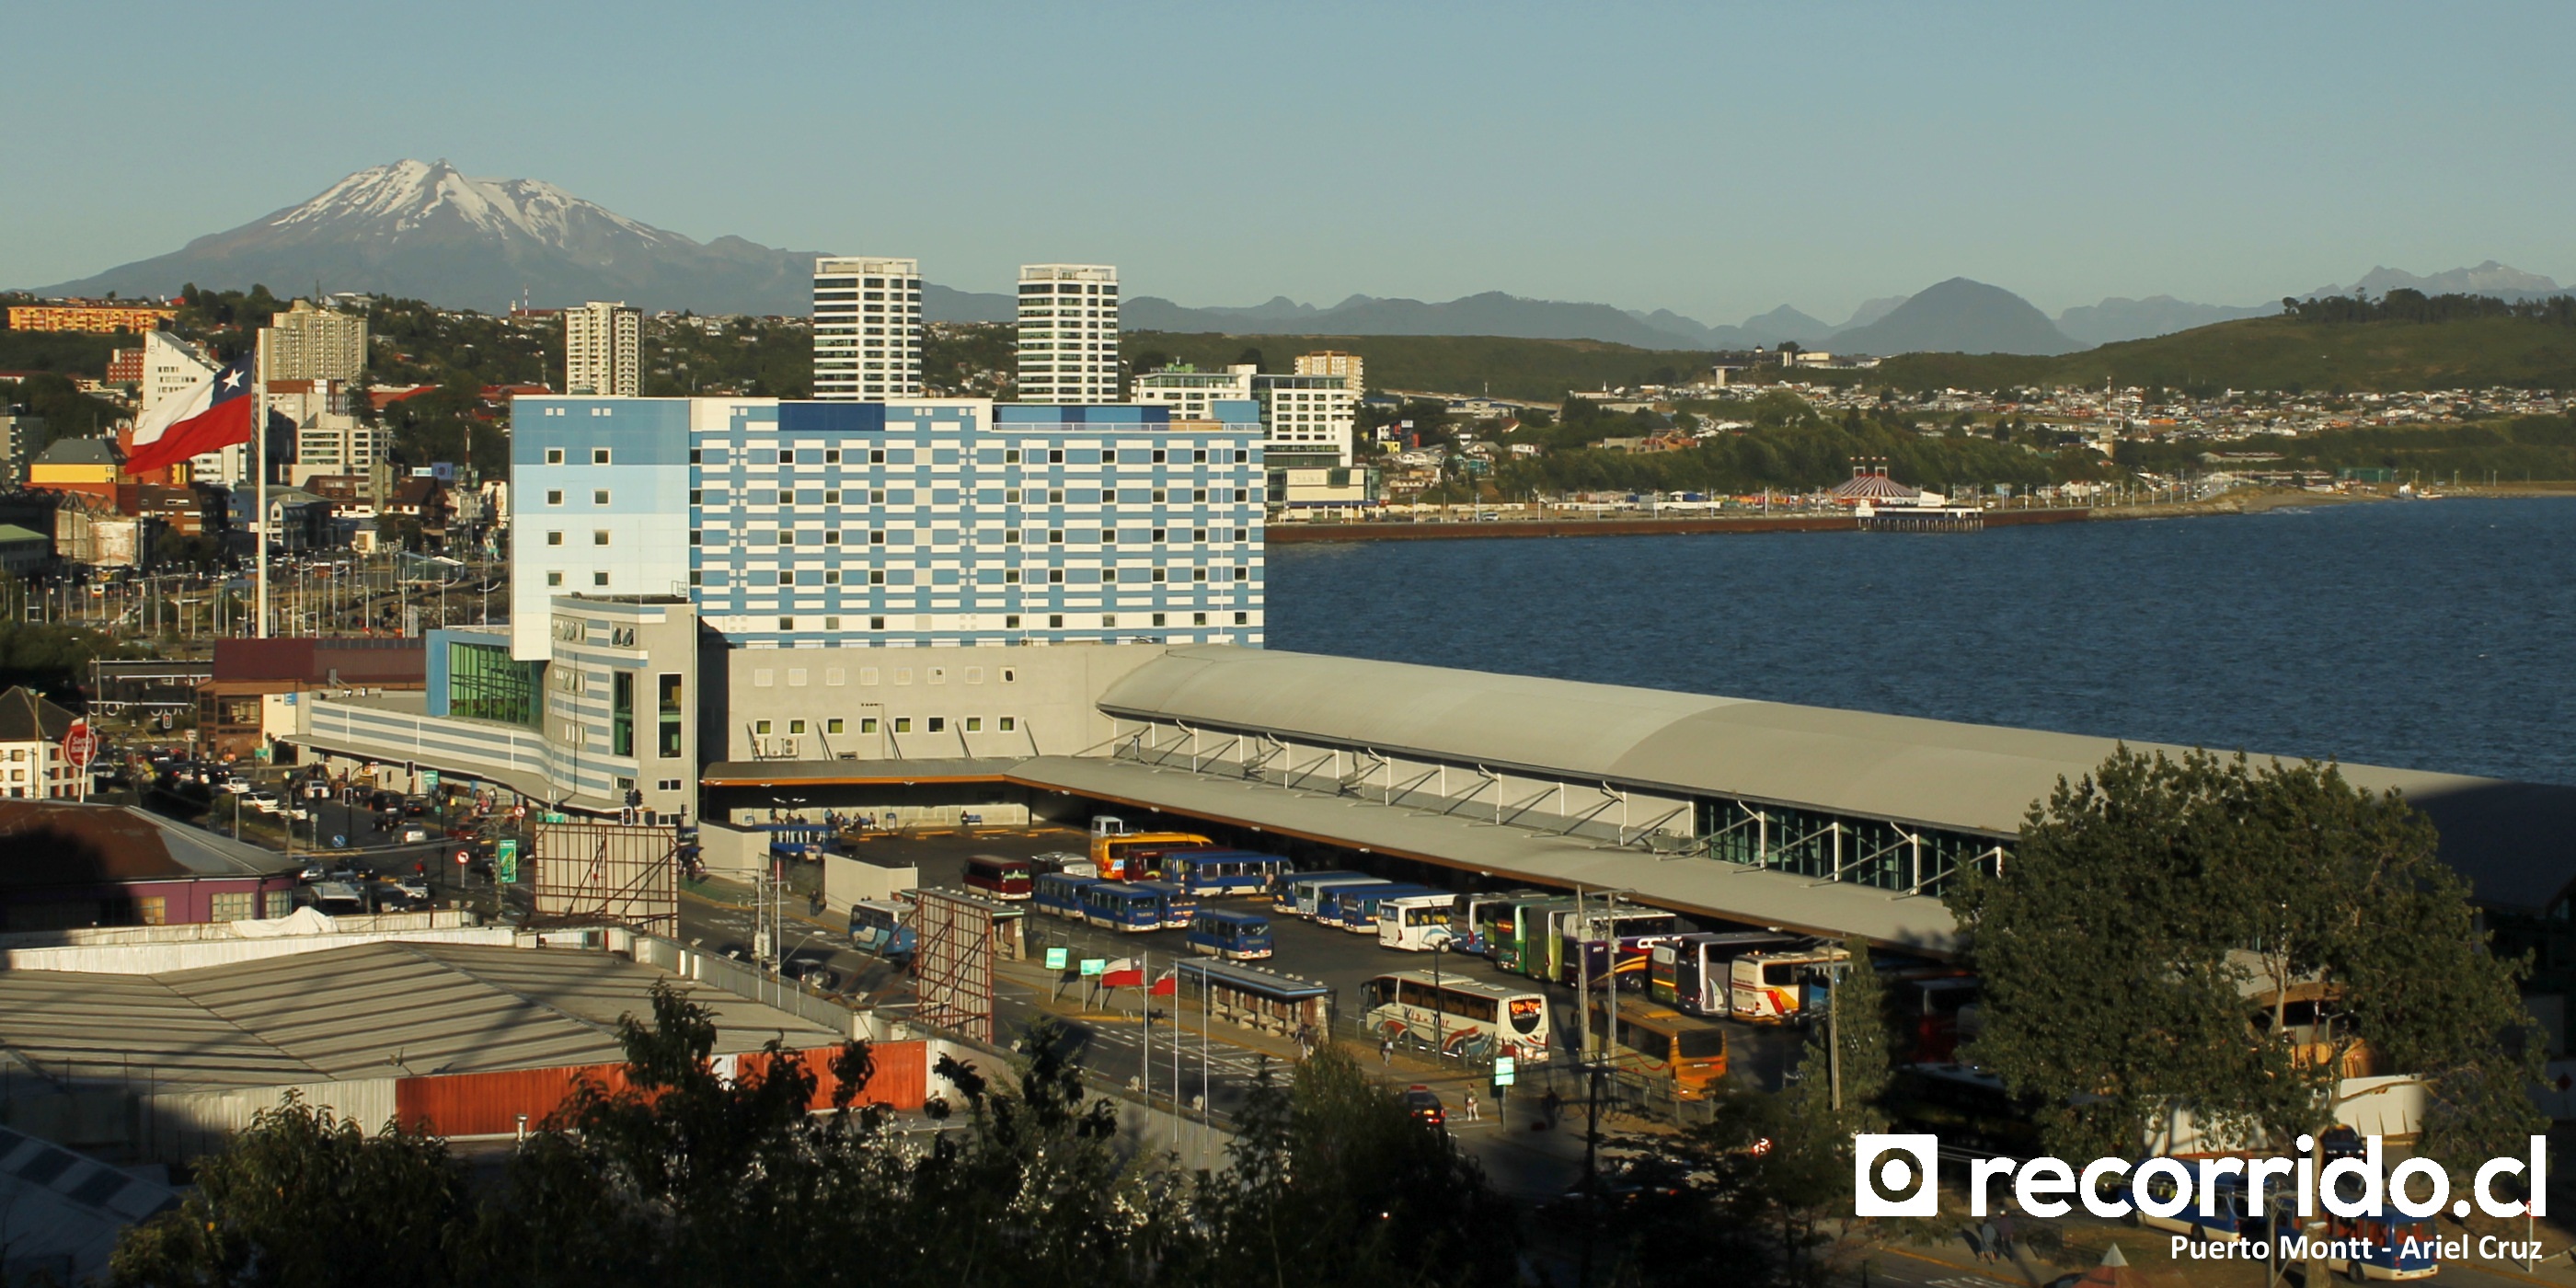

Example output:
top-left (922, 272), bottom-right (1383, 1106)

top-left (254, 327), bottom-right (270, 638)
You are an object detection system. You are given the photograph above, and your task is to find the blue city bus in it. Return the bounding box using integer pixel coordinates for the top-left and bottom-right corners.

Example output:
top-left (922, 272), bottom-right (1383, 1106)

top-left (1187, 910), bottom-right (1276, 960)
top-left (1322, 883), bottom-right (1444, 933)
top-left (1130, 879), bottom-right (1201, 929)
top-left (1078, 881), bottom-right (1165, 933)
top-left (846, 900), bottom-right (915, 961)
top-left (2324, 1206), bottom-right (2441, 1280)
top-left (1295, 876), bottom-right (1395, 920)
top-left (1157, 849), bottom-right (1292, 898)
top-left (763, 822), bottom-right (834, 863)
top-left (1033, 871), bottom-right (1100, 920)
top-left (1277, 871), bottom-right (1380, 916)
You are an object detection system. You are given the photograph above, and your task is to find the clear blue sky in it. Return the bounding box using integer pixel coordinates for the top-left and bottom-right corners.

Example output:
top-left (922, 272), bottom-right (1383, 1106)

top-left (9, 0), bottom-right (2572, 323)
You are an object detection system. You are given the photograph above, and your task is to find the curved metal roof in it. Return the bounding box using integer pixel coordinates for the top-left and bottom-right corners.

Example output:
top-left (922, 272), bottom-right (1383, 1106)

top-left (1096, 647), bottom-right (2576, 911)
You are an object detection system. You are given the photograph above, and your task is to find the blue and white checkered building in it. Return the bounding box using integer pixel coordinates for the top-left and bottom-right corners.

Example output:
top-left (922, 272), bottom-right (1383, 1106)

top-left (510, 397), bottom-right (1266, 660)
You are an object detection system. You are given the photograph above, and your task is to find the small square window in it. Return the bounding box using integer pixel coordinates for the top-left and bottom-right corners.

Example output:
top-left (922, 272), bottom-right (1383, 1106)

top-left (546, 571), bottom-right (563, 586)
top-left (824, 616), bottom-right (840, 630)
top-left (592, 530), bottom-right (610, 546)
top-left (869, 530), bottom-right (886, 545)
top-left (1102, 614), bottom-right (1117, 627)
top-left (779, 449), bottom-right (796, 464)
top-left (869, 616), bottom-right (886, 629)
top-left (893, 717), bottom-right (913, 733)
top-left (868, 570), bottom-right (886, 585)
top-left (1048, 449), bottom-right (1064, 464)
top-left (689, 489), bottom-right (703, 504)
top-left (1101, 449), bottom-right (1117, 464)
top-left (593, 448), bottom-right (613, 465)
top-left (1004, 530), bottom-right (1020, 544)
top-left (778, 530), bottom-right (796, 546)
top-left (823, 489), bottom-right (841, 504)
top-left (688, 530), bottom-right (702, 546)
top-left (789, 719), bottom-right (808, 734)
top-left (1152, 613), bottom-right (1167, 627)
top-left (755, 719), bottom-right (773, 735)
top-left (1005, 489), bottom-right (1022, 503)
top-left (824, 570), bottom-right (842, 584)
top-left (1150, 569), bottom-right (1167, 582)
top-left (860, 717), bottom-right (880, 733)
top-left (689, 448), bottom-right (703, 464)
top-left (1005, 449), bottom-right (1022, 464)
top-left (1151, 450), bottom-right (1167, 464)
top-left (827, 718), bottom-right (846, 734)
top-left (593, 489), bottom-right (610, 504)
top-left (1004, 569), bottom-right (1021, 583)
top-left (545, 448), bottom-right (565, 465)
top-left (824, 449), bottom-right (842, 464)
top-left (869, 489), bottom-right (887, 503)
top-left (1151, 528), bottom-right (1167, 542)
top-left (1192, 612), bottom-right (1208, 626)
top-left (1101, 489), bottom-right (1118, 504)
top-left (1006, 615), bottom-right (1022, 628)
top-left (778, 616), bottom-right (795, 630)
top-left (592, 571), bottom-right (609, 586)
top-left (965, 717), bottom-right (983, 732)
top-left (927, 717), bottom-right (946, 733)
top-left (546, 531), bottom-right (564, 546)
top-left (1234, 612), bottom-right (1248, 625)
top-left (868, 448), bottom-right (887, 464)
top-left (1047, 529), bottom-right (1064, 544)
top-left (689, 571), bottom-right (704, 586)
top-left (1047, 569), bottom-right (1064, 584)
top-left (999, 716), bottom-right (1018, 731)
top-left (1047, 489), bottom-right (1064, 503)
top-left (546, 489), bottom-right (564, 505)
top-left (1099, 530), bottom-right (1116, 545)
top-left (1047, 615), bottom-right (1064, 628)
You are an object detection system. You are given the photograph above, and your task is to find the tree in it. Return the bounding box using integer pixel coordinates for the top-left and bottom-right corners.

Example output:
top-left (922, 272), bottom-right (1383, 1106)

top-left (1948, 747), bottom-right (2541, 1165)
top-left (111, 1095), bottom-right (469, 1287)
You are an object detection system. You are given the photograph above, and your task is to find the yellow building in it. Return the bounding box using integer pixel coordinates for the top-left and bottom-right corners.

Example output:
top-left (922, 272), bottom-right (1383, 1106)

top-left (7, 303), bottom-right (178, 334)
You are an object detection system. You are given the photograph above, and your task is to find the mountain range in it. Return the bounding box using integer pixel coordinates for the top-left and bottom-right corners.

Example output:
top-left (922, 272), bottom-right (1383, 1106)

top-left (25, 159), bottom-right (2568, 358)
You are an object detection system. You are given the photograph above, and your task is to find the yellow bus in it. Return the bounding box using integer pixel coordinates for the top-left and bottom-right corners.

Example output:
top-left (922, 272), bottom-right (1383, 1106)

top-left (1089, 830), bottom-right (1212, 881)
top-left (1589, 996), bottom-right (1730, 1098)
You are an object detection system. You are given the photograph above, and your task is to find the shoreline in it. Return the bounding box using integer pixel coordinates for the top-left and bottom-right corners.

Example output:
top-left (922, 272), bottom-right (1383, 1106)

top-left (1263, 486), bottom-right (2576, 545)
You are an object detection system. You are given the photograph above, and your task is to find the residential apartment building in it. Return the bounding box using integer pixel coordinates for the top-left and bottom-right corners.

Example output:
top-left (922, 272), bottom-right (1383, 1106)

top-left (0, 412), bottom-right (40, 489)
top-left (564, 302), bottom-right (642, 397)
top-left (6, 303), bottom-right (176, 334)
top-left (508, 396), bottom-right (1265, 659)
top-left (811, 259), bottom-right (923, 401)
top-left (259, 300), bottom-right (367, 383)
top-left (1294, 351), bottom-right (1364, 393)
top-left (1016, 265), bottom-right (1119, 403)
top-left (1132, 358), bottom-right (1356, 467)
top-left (106, 348), bottom-right (144, 387)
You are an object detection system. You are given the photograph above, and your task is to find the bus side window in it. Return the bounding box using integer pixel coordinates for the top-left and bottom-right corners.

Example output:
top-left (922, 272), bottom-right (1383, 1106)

top-left (1364, 979), bottom-right (1395, 1007)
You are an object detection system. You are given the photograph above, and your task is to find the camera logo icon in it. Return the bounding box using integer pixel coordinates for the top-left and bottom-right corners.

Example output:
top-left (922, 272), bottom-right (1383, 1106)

top-left (1853, 1133), bottom-right (1940, 1215)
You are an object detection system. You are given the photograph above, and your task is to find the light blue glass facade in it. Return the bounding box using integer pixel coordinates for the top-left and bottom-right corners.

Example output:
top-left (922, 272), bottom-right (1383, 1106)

top-left (512, 396), bottom-right (1265, 655)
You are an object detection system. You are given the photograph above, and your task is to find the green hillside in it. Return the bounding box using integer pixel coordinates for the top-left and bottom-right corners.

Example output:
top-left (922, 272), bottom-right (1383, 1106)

top-left (1133, 312), bottom-right (2576, 401)
top-left (1124, 331), bottom-right (1716, 402)
top-left (1850, 314), bottom-right (2576, 394)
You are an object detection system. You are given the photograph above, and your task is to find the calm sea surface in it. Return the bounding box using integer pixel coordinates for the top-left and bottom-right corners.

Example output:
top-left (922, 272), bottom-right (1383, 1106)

top-left (1265, 497), bottom-right (2576, 785)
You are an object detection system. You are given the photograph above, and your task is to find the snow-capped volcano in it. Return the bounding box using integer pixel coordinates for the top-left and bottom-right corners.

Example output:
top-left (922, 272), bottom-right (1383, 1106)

top-left (36, 159), bottom-right (824, 315)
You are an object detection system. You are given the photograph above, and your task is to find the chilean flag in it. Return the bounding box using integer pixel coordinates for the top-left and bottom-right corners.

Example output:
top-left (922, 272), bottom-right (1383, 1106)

top-left (1098, 958), bottom-right (1144, 989)
top-left (124, 355), bottom-right (277, 476)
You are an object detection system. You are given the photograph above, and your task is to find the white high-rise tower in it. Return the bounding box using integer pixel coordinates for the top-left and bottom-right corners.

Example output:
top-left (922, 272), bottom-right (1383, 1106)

top-left (1016, 264), bottom-right (1119, 403)
top-left (564, 302), bottom-right (641, 397)
top-left (812, 258), bottom-right (922, 400)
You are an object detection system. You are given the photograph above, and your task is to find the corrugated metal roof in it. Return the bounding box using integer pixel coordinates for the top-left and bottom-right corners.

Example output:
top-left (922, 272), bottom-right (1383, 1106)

top-left (1093, 647), bottom-right (2576, 914)
top-left (0, 941), bottom-right (842, 1093)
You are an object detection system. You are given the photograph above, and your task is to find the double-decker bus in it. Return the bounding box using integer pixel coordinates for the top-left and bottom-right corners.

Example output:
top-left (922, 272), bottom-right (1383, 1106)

top-left (1032, 871), bottom-right (1100, 920)
top-left (1729, 944), bottom-right (1851, 1023)
top-left (1589, 996), bottom-right (1730, 1098)
top-left (963, 854), bottom-right (1034, 902)
top-left (1379, 893), bottom-right (1465, 951)
top-left (1129, 879), bottom-right (1199, 929)
top-left (1554, 904), bottom-right (1680, 985)
top-left (1154, 849), bottom-right (1291, 897)
top-left (1288, 874), bottom-right (1390, 920)
top-left (1493, 896), bottom-right (1577, 976)
top-left (1186, 910), bottom-right (1275, 960)
top-left (846, 900), bottom-right (915, 961)
top-left (1459, 890), bottom-right (1547, 957)
top-left (1362, 971), bottom-right (1553, 1064)
top-left (1091, 830), bottom-right (1212, 881)
top-left (1322, 883), bottom-right (1445, 933)
top-left (1649, 932), bottom-right (1805, 1015)
top-left (1077, 880), bottom-right (1165, 933)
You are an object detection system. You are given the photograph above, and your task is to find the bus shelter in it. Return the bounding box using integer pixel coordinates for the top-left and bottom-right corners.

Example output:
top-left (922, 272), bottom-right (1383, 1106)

top-left (1173, 959), bottom-right (1332, 1039)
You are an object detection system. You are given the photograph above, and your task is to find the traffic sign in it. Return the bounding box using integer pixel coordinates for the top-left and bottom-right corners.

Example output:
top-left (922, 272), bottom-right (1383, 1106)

top-left (1044, 947), bottom-right (1068, 971)
top-left (60, 719), bottom-right (96, 771)
top-left (1078, 958), bottom-right (1106, 977)
top-left (1491, 1056), bottom-right (1517, 1087)
top-left (496, 838), bottom-right (519, 884)
top-left (422, 769), bottom-right (440, 791)
top-left (454, 848), bottom-right (471, 866)
top-left (332, 834), bottom-right (347, 848)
